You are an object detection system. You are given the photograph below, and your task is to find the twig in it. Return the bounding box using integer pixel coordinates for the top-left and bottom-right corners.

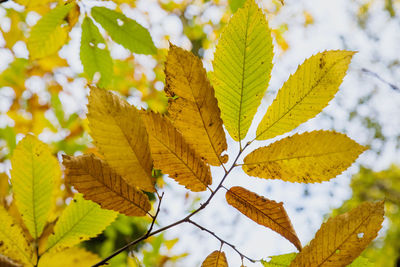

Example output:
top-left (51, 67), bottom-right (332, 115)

top-left (361, 68), bottom-right (399, 91)
top-left (92, 141), bottom-right (253, 266)
top-left (187, 219), bottom-right (257, 263)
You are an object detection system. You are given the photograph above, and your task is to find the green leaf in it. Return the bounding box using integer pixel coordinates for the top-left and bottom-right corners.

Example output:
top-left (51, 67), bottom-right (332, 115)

top-left (229, 0), bottom-right (246, 12)
top-left (261, 253), bottom-right (296, 266)
top-left (0, 205), bottom-right (33, 266)
top-left (45, 194), bottom-right (117, 253)
top-left (10, 134), bottom-right (59, 239)
top-left (27, 3), bottom-right (75, 59)
top-left (80, 17), bottom-right (113, 88)
top-left (213, 0), bottom-right (273, 141)
top-left (256, 50), bottom-right (355, 140)
top-left (0, 126), bottom-right (16, 157)
top-left (91, 6), bottom-right (156, 55)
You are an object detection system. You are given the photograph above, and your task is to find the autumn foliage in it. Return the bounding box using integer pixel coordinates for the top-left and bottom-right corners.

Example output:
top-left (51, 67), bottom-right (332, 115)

top-left (0, 0), bottom-right (385, 266)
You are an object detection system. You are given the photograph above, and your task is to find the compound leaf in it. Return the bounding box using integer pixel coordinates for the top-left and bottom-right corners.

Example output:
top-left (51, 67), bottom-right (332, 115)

top-left (256, 51), bottom-right (355, 140)
top-left (213, 0), bottom-right (273, 141)
top-left (243, 131), bottom-right (366, 183)
top-left (290, 201), bottom-right (384, 266)
top-left (165, 44), bottom-right (227, 166)
top-left (63, 154), bottom-right (151, 216)
top-left (27, 3), bottom-right (75, 59)
top-left (226, 186), bottom-right (301, 251)
top-left (80, 17), bottom-right (113, 88)
top-left (142, 111), bottom-right (212, 192)
top-left (0, 205), bottom-right (33, 266)
top-left (91, 6), bottom-right (156, 55)
top-left (39, 247), bottom-right (101, 267)
top-left (10, 134), bottom-right (59, 239)
top-left (87, 86), bottom-right (155, 192)
top-left (201, 251), bottom-right (228, 267)
top-left (45, 194), bottom-right (117, 252)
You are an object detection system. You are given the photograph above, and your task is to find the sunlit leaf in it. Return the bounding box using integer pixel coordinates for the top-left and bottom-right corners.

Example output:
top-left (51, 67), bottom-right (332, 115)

top-left (142, 111), bottom-right (212, 192)
top-left (63, 154), bottom-right (151, 216)
top-left (91, 6), bottom-right (156, 55)
top-left (261, 253), bottom-right (296, 266)
top-left (27, 3), bottom-right (76, 59)
top-left (213, 0), bottom-right (273, 141)
top-left (165, 44), bottom-right (227, 166)
top-left (87, 86), bottom-right (155, 192)
top-left (45, 194), bottom-right (117, 252)
top-left (38, 247), bottom-right (101, 267)
top-left (243, 131), bottom-right (366, 183)
top-left (290, 201), bottom-right (384, 266)
top-left (201, 251), bottom-right (228, 267)
top-left (80, 17), bottom-right (113, 88)
top-left (256, 51), bottom-right (355, 140)
top-left (0, 205), bottom-right (33, 266)
top-left (10, 134), bottom-right (59, 239)
top-left (226, 186), bottom-right (301, 251)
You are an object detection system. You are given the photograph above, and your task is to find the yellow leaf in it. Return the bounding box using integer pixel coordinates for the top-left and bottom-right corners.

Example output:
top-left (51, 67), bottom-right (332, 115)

top-left (0, 205), bottom-right (33, 266)
top-left (10, 134), bottom-right (59, 239)
top-left (38, 247), bottom-right (101, 267)
top-left (142, 111), bottom-right (212, 192)
top-left (226, 186), bottom-right (301, 251)
top-left (0, 255), bottom-right (21, 267)
top-left (63, 154), bottom-right (151, 216)
top-left (87, 86), bottom-right (155, 192)
top-left (243, 131), bottom-right (366, 183)
top-left (256, 51), bottom-right (355, 140)
top-left (213, 0), bottom-right (274, 141)
top-left (290, 201), bottom-right (384, 266)
top-left (0, 173), bottom-right (9, 206)
top-left (165, 44), bottom-right (227, 166)
top-left (27, 3), bottom-right (75, 59)
top-left (201, 251), bottom-right (228, 267)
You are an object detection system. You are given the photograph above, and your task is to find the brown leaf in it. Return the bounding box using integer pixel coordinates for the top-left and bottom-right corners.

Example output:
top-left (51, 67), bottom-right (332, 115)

top-left (290, 201), bottom-right (384, 266)
top-left (226, 186), bottom-right (302, 251)
top-left (165, 44), bottom-right (227, 166)
top-left (142, 111), bottom-right (212, 192)
top-left (201, 251), bottom-right (228, 267)
top-left (63, 154), bottom-right (151, 216)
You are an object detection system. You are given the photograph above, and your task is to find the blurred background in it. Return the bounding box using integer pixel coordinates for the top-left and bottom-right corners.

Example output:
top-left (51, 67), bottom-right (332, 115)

top-left (0, 0), bottom-right (399, 266)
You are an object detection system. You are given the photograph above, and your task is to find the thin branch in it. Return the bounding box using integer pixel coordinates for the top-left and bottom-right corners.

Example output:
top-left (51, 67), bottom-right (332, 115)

top-left (92, 140), bottom-right (253, 266)
top-left (187, 219), bottom-right (257, 263)
top-left (361, 68), bottom-right (399, 91)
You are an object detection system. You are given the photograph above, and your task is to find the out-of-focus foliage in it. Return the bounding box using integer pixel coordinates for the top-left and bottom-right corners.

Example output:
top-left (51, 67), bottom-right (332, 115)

top-left (331, 165), bottom-right (400, 267)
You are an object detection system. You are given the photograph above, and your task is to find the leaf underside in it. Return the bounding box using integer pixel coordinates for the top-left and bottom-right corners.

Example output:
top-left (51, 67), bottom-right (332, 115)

top-left (87, 86), bottom-right (155, 192)
top-left (213, 0), bottom-right (274, 141)
top-left (256, 50), bottom-right (355, 140)
top-left (226, 186), bottom-right (302, 251)
top-left (243, 130), bottom-right (366, 183)
top-left (63, 154), bottom-right (151, 216)
top-left (165, 44), bottom-right (227, 166)
top-left (290, 201), bottom-right (384, 266)
top-left (142, 111), bottom-right (212, 192)
top-left (201, 251), bottom-right (228, 267)
top-left (45, 194), bottom-right (117, 253)
top-left (10, 134), bottom-right (59, 239)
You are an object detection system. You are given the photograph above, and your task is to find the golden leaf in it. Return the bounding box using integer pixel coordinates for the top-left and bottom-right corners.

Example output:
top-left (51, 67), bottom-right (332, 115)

top-left (201, 251), bottom-right (228, 267)
top-left (142, 111), bottom-right (212, 192)
top-left (243, 131), bottom-right (366, 183)
top-left (0, 205), bottom-right (33, 266)
top-left (63, 154), bottom-right (151, 216)
top-left (226, 186), bottom-right (301, 251)
top-left (290, 201), bottom-right (384, 266)
top-left (256, 51), bottom-right (355, 140)
top-left (165, 44), bottom-right (227, 166)
top-left (87, 86), bottom-right (155, 192)
top-left (38, 247), bottom-right (101, 267)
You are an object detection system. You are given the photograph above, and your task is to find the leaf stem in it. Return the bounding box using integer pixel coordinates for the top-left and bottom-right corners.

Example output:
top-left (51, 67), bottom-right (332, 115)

top-left (187, 218), bottom-right (257, 263)
top-left (92, 140), bottom-right (253, 267)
